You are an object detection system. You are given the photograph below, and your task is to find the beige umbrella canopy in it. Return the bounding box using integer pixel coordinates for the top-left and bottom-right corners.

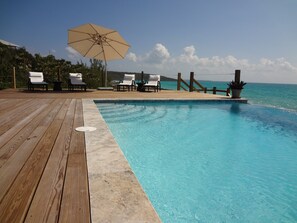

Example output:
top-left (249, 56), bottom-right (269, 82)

top-left (68, 23), bottom-right (130, 86)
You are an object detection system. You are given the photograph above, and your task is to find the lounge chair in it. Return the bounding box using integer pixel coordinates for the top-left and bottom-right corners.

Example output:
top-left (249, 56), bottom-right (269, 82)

top-left (68, 73), bottom-right (87, 91)
top-left (143, 75), bottom-right (161, 92)
top-left (28, 72), bottom-right (48, 91)
top-left (117, 74), bottom-right (135, 91)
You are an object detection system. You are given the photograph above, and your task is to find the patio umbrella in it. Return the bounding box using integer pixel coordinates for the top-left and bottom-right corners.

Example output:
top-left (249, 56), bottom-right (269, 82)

top-left (68, 23), bottom-right (130, 86)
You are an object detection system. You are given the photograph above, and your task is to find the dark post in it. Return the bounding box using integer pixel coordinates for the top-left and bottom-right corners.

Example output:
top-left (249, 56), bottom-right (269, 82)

top-left (204, 87), bottom-right (207, 93)
top-left (189, 72), bottom-right (194, 92)
top-left (141, 71), bottom-right (144, 83)
top-left (177, 73), bottom-right (181, 90)
top-left (235, 70), bottom-right (241, 83)
top-left (226, 88), bottom-right (230, 96)
top-left (12, 67), bottom-right (16, 89)
top-left (213, 87), bottom-right (217, 94)
top-left (58, 67), bottom-right (61, 81)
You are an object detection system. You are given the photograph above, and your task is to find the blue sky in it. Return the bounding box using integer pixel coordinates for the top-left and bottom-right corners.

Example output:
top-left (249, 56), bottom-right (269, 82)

top-left (1, 0), bottom-right (297, 83)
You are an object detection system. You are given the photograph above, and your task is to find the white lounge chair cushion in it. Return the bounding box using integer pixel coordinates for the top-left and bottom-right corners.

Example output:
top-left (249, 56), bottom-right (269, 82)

top-left (118, 74), bottom-right (135, 85)
top-left (145, 75), bottom-right (160, 86)
top-left (29, 72), bottom-right (45, 83)
top-left (69, 73), bottom-right (86, 85)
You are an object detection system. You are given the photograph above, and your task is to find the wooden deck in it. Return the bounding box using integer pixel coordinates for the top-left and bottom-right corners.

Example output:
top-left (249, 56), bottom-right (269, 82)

top-left (0, 88), bottom-right (238, 222)
top-left (0, 97), bottom-right (90, 222)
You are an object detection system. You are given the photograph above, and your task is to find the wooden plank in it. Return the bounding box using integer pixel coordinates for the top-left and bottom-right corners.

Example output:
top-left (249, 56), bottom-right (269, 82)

top-left (25, 99), bottom-right (76, 223)
top-left (0, 100), bottom-right (51, 149)
top-left (192, 86), bottom-right (200, 92)
top-left (0, 99), bottom-right (60, 168)
top-left (59, 153), bottom-right (90, 223)
top-left (0, 99), bottom-right (15, 110)
top-left (180, 78), bottom-right (190, 88)
top-left (0, 98), bottom-right (33, 116)
top-left (0, 99), bottom-right (44, 136)
top-left (0, 99), bottom-right (66, 201)
top-left (0, 99), bottom-right (66, 200)
top-left (216, 89), bottom-right (228, 93)
top-left (68, 99), bottom-right (85, 155)
top-left (193, 79), bottom-right (205, 90)
top-left (0, 99), bottom-right (30, 115)
top-left (59, 99), bottom-right (91, 223)
top-left (0, 99), bottom-right (71, 223)
top-left (180, 85), bottom-right (187, 91)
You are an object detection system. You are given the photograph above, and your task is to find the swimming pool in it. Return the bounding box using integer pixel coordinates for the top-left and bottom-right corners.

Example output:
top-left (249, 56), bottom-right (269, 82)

top-left (96, 101), bottom-right (297, 222)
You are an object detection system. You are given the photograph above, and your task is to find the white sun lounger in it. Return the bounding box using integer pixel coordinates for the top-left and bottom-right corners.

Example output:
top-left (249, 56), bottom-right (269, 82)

top-left (117, 74), bottom-right (136, 91)
top-left (143, 75), bottom-right (161, 92)
top-left (28, 72), bottom-right (48, 91)
top-left (68, 73), bottom-right (87, 91)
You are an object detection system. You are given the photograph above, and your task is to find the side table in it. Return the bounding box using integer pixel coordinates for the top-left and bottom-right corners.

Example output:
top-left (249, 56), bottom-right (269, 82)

top-left (137, 83), bottom-right (145, 92)
top-left (53, 81), bottom-right (63, 91)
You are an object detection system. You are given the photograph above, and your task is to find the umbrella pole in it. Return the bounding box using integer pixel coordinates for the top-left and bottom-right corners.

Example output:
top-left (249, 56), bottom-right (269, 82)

top-left (104, 60), bottom-right (107, 87)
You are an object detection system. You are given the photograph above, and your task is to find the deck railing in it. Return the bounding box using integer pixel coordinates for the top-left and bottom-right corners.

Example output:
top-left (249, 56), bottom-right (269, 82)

top-left (177, 70), bottom-right (241, 96)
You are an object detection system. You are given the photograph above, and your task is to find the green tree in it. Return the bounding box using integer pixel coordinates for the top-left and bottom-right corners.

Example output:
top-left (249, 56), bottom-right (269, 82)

top-left (0, 43), bottom-right (107, 89)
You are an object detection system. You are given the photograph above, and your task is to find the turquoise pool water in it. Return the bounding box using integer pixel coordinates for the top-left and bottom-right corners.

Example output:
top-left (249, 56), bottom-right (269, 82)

top-left (96, 101), bottom-right (297, 223)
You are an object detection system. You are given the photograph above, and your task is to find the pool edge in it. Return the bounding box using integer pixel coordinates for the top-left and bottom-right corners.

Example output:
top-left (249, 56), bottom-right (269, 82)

top-left (93, 98), bottom-right (248, 103)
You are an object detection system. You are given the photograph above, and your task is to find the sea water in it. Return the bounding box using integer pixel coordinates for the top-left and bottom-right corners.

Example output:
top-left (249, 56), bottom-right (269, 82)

top-left (97, 101), bottom-right (297, 223)
top-left (161, 81), bottom-right (297, 111)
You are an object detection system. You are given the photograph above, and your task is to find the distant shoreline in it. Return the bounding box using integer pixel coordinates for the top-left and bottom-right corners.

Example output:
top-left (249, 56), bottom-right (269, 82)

top-left (108, 71), bottom-right (176, 81)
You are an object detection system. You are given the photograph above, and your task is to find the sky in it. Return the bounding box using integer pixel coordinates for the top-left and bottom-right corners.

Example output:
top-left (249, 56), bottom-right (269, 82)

top-left (1, 0), bottom-right (297, 84)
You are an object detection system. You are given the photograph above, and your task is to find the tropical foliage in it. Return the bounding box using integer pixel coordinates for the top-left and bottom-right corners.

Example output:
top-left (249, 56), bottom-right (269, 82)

top-left (227, 80), bottom-right (247, 90)
top-left (0, 42), bottom-right (105, 89)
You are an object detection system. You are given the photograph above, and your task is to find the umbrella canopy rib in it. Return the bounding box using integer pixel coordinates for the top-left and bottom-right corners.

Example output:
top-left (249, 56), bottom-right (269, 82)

top-left (89, 23), bottom-right (118, 37)
top-left (104, 37), bottom-right (130, 47)
top-left (104, 43), bottom-right (125, 59)
top-left (84, 41), bottom-right (99, 58)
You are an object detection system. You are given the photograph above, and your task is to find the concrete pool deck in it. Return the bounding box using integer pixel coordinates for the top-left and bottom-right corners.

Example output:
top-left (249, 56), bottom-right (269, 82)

top-left (0, 88), bottom-right (247, 222)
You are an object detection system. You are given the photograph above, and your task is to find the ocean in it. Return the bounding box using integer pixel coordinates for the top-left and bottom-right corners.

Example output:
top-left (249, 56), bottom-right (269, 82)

top-left (161, 81), bottom-right (297, 112)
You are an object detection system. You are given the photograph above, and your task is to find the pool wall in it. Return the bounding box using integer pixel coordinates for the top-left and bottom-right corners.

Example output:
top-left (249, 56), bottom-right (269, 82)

top-left (94, 98), bottom-right (248, 104)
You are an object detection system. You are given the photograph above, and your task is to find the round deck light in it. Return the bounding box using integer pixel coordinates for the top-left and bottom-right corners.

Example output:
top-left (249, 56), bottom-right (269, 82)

top-left (75, 126), bottom-right (97, 132)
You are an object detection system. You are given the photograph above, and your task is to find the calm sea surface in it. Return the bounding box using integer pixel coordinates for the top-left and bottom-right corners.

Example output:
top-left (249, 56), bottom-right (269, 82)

top-left (161, 81), bottom-right (297, 112)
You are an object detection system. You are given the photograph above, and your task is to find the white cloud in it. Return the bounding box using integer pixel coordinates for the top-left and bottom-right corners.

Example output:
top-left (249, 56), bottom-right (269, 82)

top-left (260, 58), bottom-right (274, 66)
top-left (256, 57), bottom-right (297, 74)
top-left (123, 44), bottom-right (297, 83)
top-left (65, 46), bottom-right (81, 60)
top-left (179, 45), bottom-right (199, 64)
top-left (126, 52), bottom-right (137, 62)
top-left (178, 46), bottom-right (250, 69)
top-left (143, 43), bottom-right (170, 64)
